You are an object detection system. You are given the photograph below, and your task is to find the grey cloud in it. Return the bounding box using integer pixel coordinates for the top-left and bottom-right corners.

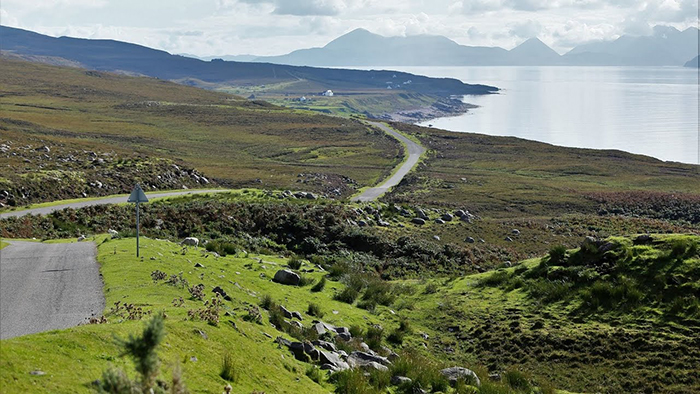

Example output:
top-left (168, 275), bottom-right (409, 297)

top-left (508, 19), bottom-right (542, 38)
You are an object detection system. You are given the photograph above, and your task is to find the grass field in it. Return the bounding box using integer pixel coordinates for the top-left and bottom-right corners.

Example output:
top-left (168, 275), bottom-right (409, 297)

top-left (1, 234), bottom-right (697, 393)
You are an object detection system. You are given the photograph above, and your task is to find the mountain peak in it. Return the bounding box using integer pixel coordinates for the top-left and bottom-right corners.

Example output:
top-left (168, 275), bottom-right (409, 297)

top-left (324, 28), bottom-right (381, 49)
top-left (511, 37), bottom-right (559, 55)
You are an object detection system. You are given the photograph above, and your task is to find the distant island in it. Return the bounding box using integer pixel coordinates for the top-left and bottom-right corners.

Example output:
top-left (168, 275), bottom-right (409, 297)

top-left (246, 25), bottom-right (699, 67)
top-left (685, 55), bottom-right (699, 67)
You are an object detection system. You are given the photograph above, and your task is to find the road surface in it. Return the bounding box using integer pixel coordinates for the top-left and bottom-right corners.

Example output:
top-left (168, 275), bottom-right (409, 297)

top-left (0, 189), bottom-right (229, 219)
top-left (352, 121), bottom-right (426, 202)
top-left (0, 241), bottom-right (104, 339)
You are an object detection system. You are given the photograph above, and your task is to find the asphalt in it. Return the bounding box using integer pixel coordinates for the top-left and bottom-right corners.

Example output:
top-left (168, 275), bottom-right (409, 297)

top-left (352, 121), bottom-right (426, 202)
top-left (0, 189), bottom-right (229, 219)
top-left (0, 241), bottom-right (104, 339)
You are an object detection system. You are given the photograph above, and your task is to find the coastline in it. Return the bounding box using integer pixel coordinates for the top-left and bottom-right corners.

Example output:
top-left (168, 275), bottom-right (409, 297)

top-left (374, 96), bottom-right (478, 124)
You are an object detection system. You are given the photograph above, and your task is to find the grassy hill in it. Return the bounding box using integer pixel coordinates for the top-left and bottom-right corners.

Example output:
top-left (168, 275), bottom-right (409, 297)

top-left (0, 58), bottom-right (402, 206)
top-left (1, 233), bottom-right (697, 393)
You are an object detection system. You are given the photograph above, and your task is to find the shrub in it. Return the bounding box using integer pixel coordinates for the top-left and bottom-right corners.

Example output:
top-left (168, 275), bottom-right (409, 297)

top-left (389, 351), bottom-right (448, 393)
top-left (424, 282), bottom-right (438, 294)
top-left (260, 294), bottom-right (275, 310)
top-left (305, 366), bottom-right (324, 384)
top-left (298, 275), bottom-right (315, 287)
top-left (150, 270), bottom-right (167, 282)
top-left (188, 284), bottom-right (205, 300)
top-left (362, 280), bottom-right (396, 307)
top-left (311, 276), bottom-right (327, 292)
top-left (220, 352), bottom-right (238, 382)
top-left (288, 255), bottom-right (303, 270)
top-left (503, 369), bottom-right (531, 391)
top-left (187, 295), bottom-right (223, 325)
top-left (335, 287), bottom-right (359, 304)
top-left (329, 369), bottom-right (379, 394)
top-left (548, 245), bottom-right (568, 265)
top-left (349, 324), bottom-right (364, 339)
top-left (307, 302), bottom-right (324, 318)
top-left (365, 325), bottom-right (384, 351)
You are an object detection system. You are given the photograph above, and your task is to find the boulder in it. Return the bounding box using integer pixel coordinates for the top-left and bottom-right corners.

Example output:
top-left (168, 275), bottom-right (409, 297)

top-left (347, 351), bottom-right (391, 367)
top-left (212, 286), bottom-right (232, 301)
top-left (454, 210), bottom-right (466, 218)
top-left (273, 269), bottom-right (300, 286)
top-left (511, 229), bottom-right (520, 236)
top-left (391, 376), bottom-right (412, 385)
top-left (411, 218), bottom-right (426, 225)
top-left (291, 311), bottom-right (303, 320)
top-left (441, 213), bottom-right (454, 222)
top-left (416, 209), bottom-right (429, 220)
top-left (279, 305), bottom-right (293, 319)
top-left (319, 350), bottom-right (350, 371)
top-left (435, 219), bottom-right (445, 225)
top-left (465, 237), bottom-right (475, 243)
top-left (440, 367), bottom-right (481, 387)
top-left (312, 340), bottom-right (337, 352)
top-left (181, 237), bottom-right (199, 247)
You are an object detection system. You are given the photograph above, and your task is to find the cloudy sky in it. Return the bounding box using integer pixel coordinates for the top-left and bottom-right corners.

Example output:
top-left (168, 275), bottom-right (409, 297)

top-left (1, 0), bottom-right (698, 56)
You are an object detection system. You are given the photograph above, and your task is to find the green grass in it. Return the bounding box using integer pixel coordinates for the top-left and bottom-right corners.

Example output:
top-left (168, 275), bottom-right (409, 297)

top-left (0, 240), bottom-right (9, 249)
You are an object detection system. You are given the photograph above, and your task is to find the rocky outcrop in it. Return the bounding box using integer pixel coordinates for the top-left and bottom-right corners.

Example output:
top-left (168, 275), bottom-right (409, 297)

top-left (273, 269), bottom-right (300, 286)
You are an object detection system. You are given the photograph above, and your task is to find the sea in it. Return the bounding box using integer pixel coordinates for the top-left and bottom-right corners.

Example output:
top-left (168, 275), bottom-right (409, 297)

top-left (363, 66), bottom-right (700, 165)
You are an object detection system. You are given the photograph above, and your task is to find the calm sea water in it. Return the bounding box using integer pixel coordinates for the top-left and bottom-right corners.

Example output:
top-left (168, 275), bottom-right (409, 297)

top-left (381, 66), bottom-right (699, 164)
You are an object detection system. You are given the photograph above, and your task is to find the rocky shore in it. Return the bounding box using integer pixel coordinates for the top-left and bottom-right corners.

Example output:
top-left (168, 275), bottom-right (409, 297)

top-left (376, 97), bottom-right (477, 123)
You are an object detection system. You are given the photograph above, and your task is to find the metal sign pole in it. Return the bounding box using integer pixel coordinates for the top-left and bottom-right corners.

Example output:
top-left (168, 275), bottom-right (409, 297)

top-left (136, 201), bottom-right (140, 257)
top-left (128, 184), bottom-right (149, 258)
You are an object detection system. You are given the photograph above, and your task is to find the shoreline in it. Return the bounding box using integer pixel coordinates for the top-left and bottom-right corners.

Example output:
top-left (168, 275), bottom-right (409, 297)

top-left (374, 96), bottom-right (477, 124)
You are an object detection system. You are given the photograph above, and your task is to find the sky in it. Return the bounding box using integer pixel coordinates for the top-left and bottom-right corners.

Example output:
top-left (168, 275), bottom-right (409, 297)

top-left (1, 0), bottom-right (698, 56)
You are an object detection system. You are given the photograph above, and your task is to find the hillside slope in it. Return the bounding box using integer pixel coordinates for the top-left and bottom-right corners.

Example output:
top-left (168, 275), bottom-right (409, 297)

top-left (0, 58), bottom-right (403, 206)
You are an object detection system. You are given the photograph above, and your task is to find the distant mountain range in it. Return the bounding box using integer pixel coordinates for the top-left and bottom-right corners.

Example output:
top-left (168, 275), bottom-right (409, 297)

top-left (249, 26), bottom-right (699, 67)
top-left (685, 55), bottom-right (699, 67)
top-left (0, 25), bottom-right (496, 97)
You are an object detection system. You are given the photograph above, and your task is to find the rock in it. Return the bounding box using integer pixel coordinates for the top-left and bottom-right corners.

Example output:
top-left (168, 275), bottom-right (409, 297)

top-left (276, 336), bottom-right (292, 348)
top-left (433, 235), bottom-right (441, 241)
top-left (504, 237), bottom-right (513, 242)
top-left (279, 305), bottom-right (293, 319)
top-left (440, 367), bottom-right (481, 387)
top-left (181, 237), bottom-right (199, 247)
top-left (359, 342), bottom-right (372, 353)
top-left (441, 213), bottom-right (454, 222)
top-left (319, 350), bottom-right (350, 371)
top-left (194, 262), bottom-right (204, 268)
top-left (212, 286), bottom-right (232, 301)
top-left (416, 209), bottom-right (429, 220)
top-left (312, 340), bottom-right (337, 352)
top-left (465, 237), bottom-right (475, 243)
top-left (411, 218), bottom-right (426, 225)
top-left (273, 269), bottom-right (300, 286)
top-left (454, 210), bottom-right (466, 218)
top-left (291, 311), bottom-right (303, 320)
top-left (634, 234), bottom-right (653, 244)
top-left (29, 370), bottom-right (46, 376)
top-left (378, 220), bottom-right (390, 227)
top-left (347, 351), bottom-right (391, 367)
top-left (77, 235), bottom-right (86, 242)
top-left (391, 376), bottom-right (412, 385)
top-left (511, 229), bottom-right (520, 235)
top-left (337, 332), bottom-right (351, 341)
top-left (358, 220), bottom-right (368, 227)
top-left (435, 219), bottom-right (445, 225)
top-left (504, 261), bottom-right (512, 267)
top-left (312, 322), bottom-right (328, 336)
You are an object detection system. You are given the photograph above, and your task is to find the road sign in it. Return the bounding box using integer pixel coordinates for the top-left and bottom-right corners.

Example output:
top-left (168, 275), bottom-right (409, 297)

top-left (127, 184), bottom-right (148, 257)
top-left (128, 184), bottom-right (149, 203)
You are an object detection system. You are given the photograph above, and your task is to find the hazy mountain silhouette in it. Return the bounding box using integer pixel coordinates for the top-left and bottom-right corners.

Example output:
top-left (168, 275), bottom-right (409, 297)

top-left (252, 26), bottom-right (698, 67)
top-left (563, 26), bottom-right (699, 66)
top-left (685, 55), bottom-right (699, 67)
top-left (0, 25), bottom-right (496, 96)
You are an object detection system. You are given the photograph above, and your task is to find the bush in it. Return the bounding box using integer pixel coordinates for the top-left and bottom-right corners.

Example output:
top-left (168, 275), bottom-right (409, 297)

top-left (362, 280), bottom-right (396, 307)
top-left (220, 352), bottom-right (238, 382)
top-left (307, 302), bottom-right (324, 318)
top-left (306, 366), bottom-right (324, 384)
top-left (311, 276), bottom-right (327, 292)
top-left (260, 294), bottom-right (275, 310)
top-left (329, 369), bottom-right (379, 394)
top-left (503, 369), bottom-right (531, 391)
top-left (548, 245), bottom-right (568, 265)
top-left (335, 287), bottom-right (359, 304)
top-left (424, 282), bottom-right (438, 294)
top-left (389, 351), bottom-right (448, 393)
top-left (298, 275), bottom-right (315, 287)
top-left (365, 325), bottom-right (384, 351)
top-left (288, 255), bottom-right (303, 270)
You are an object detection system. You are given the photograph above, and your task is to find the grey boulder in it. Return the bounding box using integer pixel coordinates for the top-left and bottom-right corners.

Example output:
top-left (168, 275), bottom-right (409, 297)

top-left (273, 269), bottom-right (300, 286)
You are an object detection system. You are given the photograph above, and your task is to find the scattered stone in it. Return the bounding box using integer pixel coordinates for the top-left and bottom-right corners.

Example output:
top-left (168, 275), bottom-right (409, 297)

top-left (411, 218), bottom-right (426, 225)
top-left (391, 376), bottom-right (412, 385)
top-left (441, 213), bottom-right (454, 222)
top-left (312, 340), bottom-right (337, 352)
top-left (195, 329), bottom-right (208, 340)
top-left (181, 237), bottom-right (199, 247)
top-left (440, 367), bottom-right (481, 387)
top-left (291, 311), bottom-right (303, 320)
top-left (279, 305), bottom-right (293, 319)
top-left (433, 235), bottom-right (441, 241)
top-left (434, 219), bottom-right (445, 225)
top-left (190, 356), bottom-right (198, 362)
top-left (212, 286), bottom-right (232, 301)
top-left (194, 262), bottom-right (204, 268)
top-left (511, 229), bottom-right (520, 235)
top-left (29, 370), bottom-right (46, 376)
top-left (273, 269), bottom-right (300, 286)
top-left (319, 350), bottom-right (350, 371)
top-left (504, 237), bottom-right (513, 242)
top-left (465, 237), bottom-right (475, 243)
top-left (504, 261), bottom-right (512, 267)
top-left (347, 351), bottom-right (391, 367)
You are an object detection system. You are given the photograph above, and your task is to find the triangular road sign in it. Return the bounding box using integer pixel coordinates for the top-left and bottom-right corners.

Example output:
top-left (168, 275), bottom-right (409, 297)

top-left (127, 184), bottom-right (149, 203)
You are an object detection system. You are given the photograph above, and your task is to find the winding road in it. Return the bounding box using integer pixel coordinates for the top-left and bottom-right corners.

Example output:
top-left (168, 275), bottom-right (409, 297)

top-left (0, 241), bottom-right (104, 339)
top-left (352, 121), bottom-right (426, 202)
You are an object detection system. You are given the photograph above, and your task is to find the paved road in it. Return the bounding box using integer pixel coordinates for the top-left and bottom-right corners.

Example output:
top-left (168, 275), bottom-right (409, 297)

top-left (0, 189), bottom-right (229, 219)
top-left (352, 121), bottom-right (426, 202)
top-left (0, 241), bottom-right (104, 339)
